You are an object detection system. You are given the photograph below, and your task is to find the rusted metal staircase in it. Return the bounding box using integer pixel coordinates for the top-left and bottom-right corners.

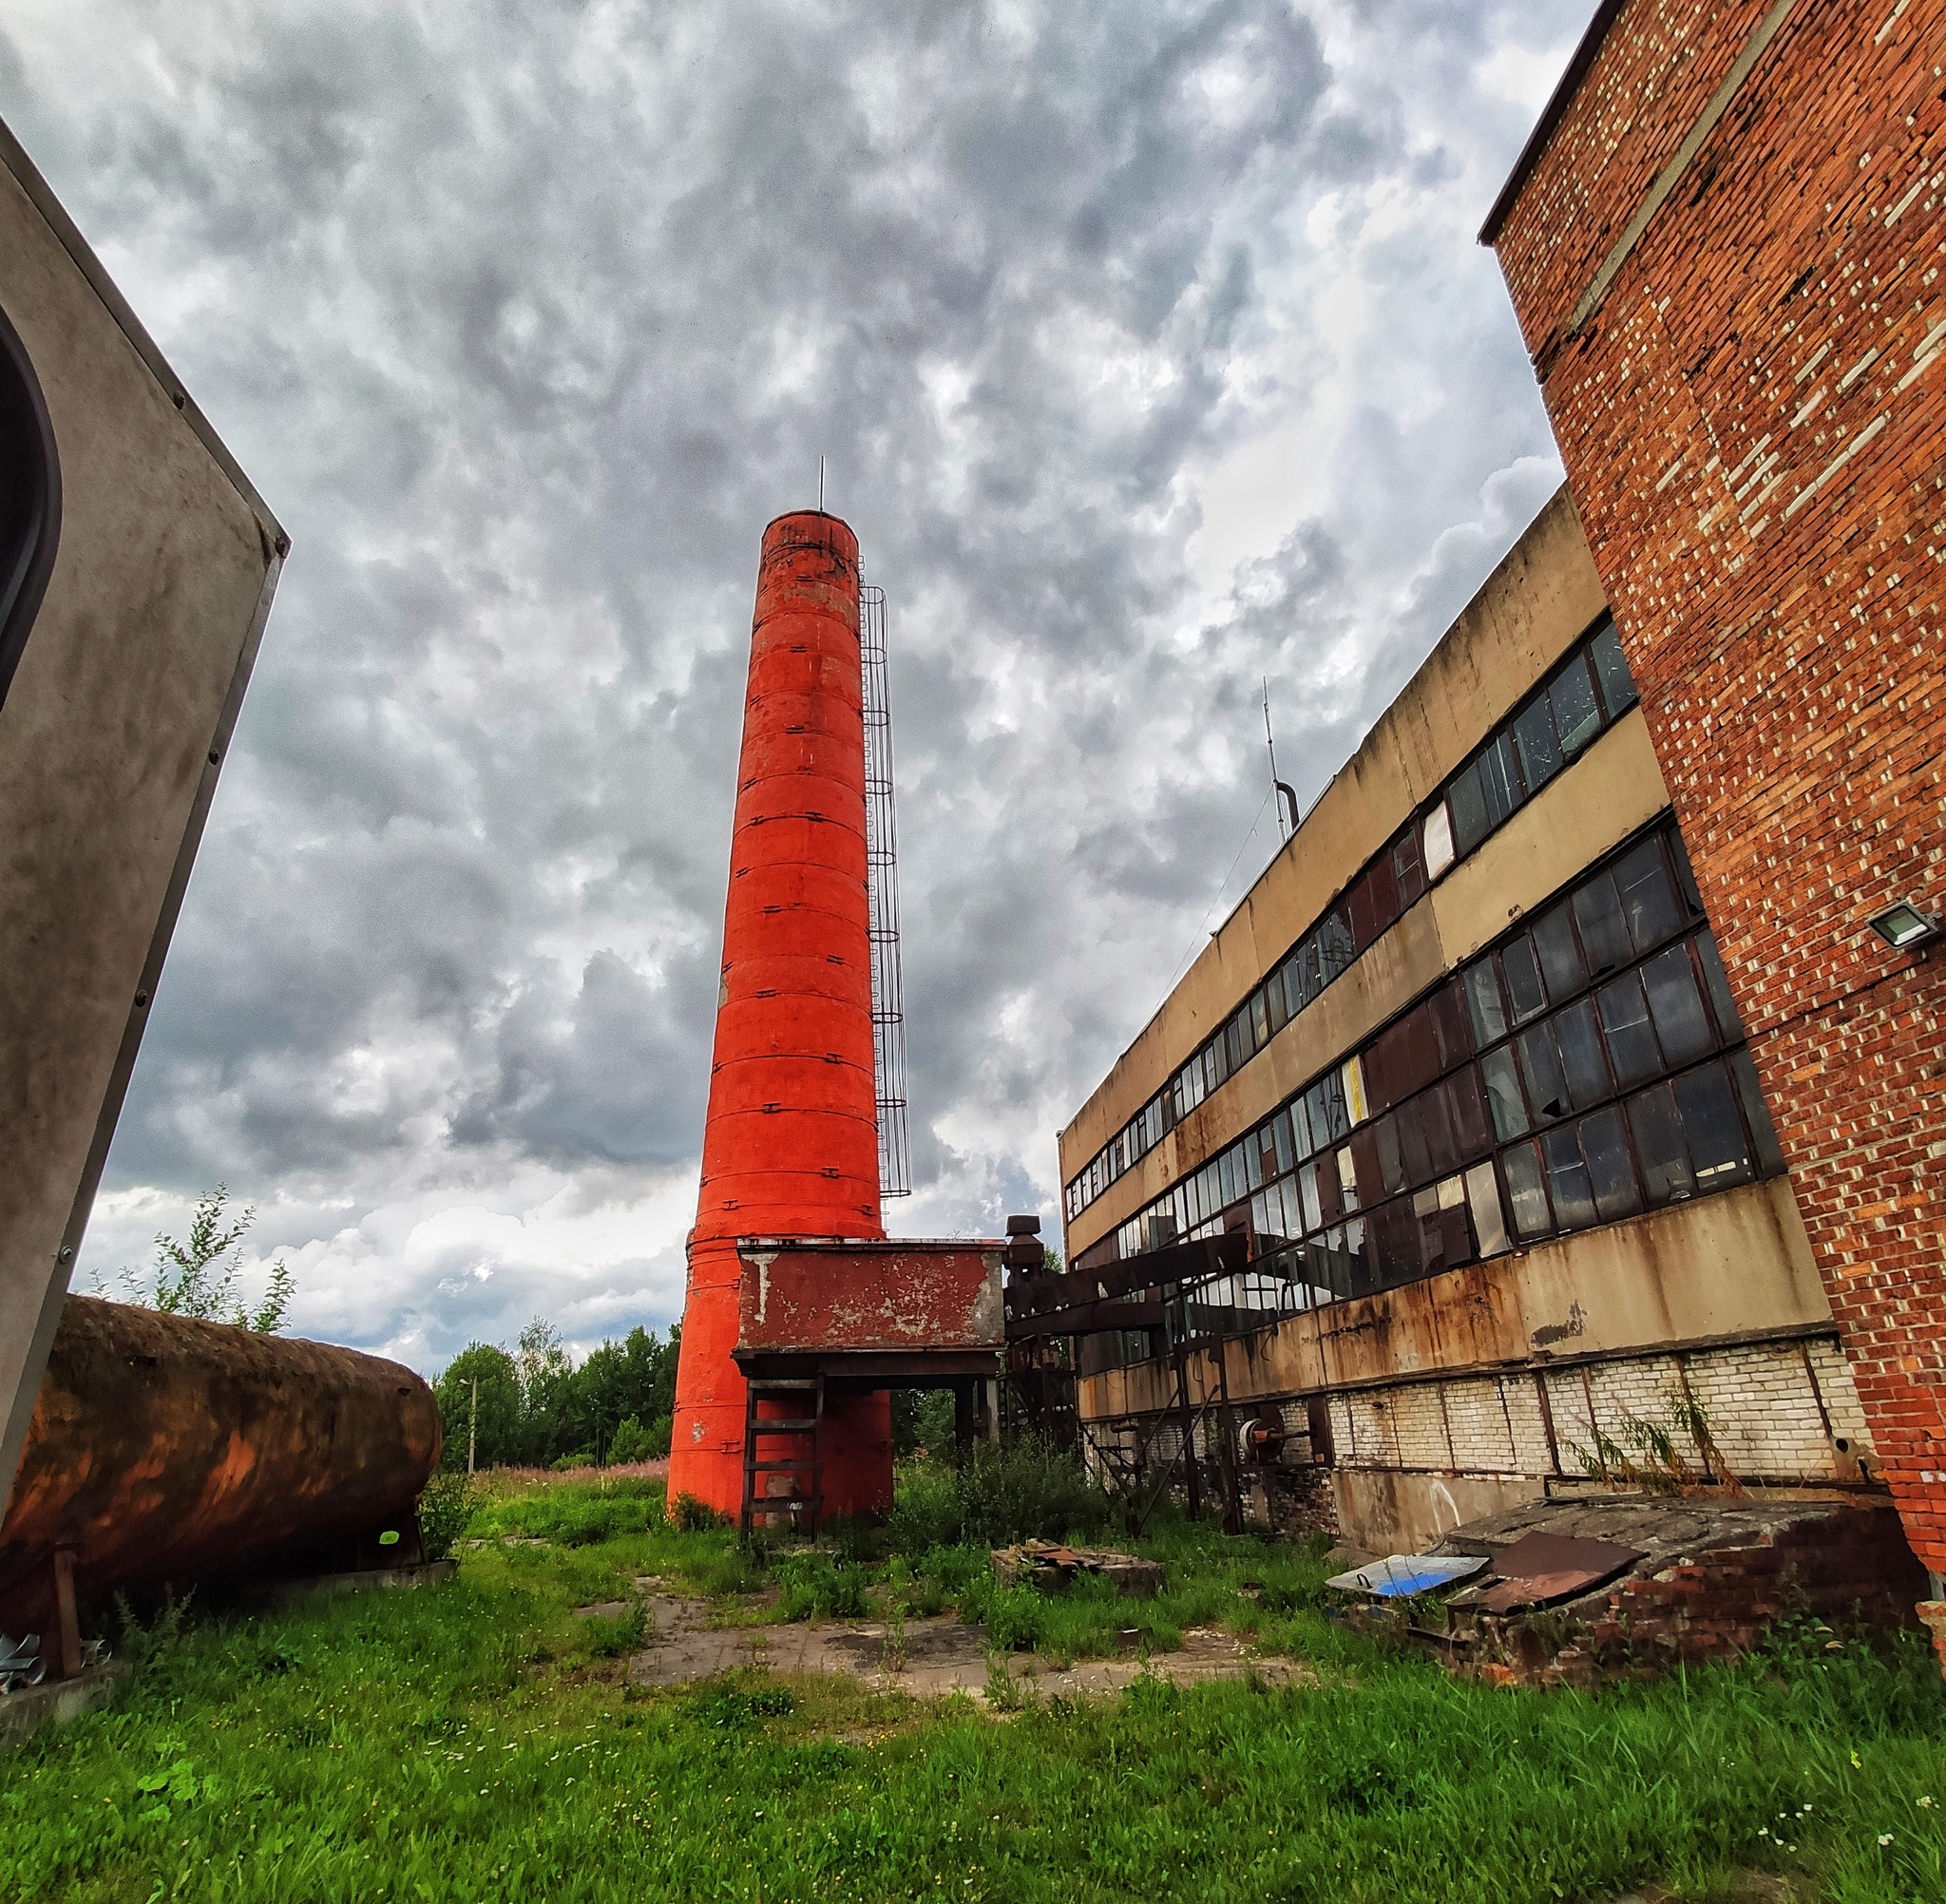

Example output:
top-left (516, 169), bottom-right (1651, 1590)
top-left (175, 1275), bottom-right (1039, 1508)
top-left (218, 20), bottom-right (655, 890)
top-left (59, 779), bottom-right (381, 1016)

top-left (740, 1375), bottom-right (825, 1536)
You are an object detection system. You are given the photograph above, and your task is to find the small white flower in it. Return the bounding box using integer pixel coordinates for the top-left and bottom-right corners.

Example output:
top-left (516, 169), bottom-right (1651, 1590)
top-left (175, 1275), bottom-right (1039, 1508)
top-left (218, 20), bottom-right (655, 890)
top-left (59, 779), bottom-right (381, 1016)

top-left (1919, 1797), bottom-right (1935, 1809)
top-left (1879, 1833), bottom-right (1896, 1847)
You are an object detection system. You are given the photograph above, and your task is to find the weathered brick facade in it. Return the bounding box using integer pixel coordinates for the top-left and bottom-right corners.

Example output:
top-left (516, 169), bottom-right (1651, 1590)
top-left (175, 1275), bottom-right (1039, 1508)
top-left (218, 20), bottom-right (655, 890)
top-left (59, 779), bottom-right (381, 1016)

top-left (1485, 0), bottom-right (1946, 1580)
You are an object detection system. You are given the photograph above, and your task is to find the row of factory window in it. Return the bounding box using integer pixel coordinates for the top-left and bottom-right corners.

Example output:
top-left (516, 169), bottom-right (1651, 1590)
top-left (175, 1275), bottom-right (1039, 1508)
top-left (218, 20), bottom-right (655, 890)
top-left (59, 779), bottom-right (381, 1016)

top-left (1066, 616), bottom-right (1639, 1221)
top-left (1079, 825), bottom-right (1787, 1331)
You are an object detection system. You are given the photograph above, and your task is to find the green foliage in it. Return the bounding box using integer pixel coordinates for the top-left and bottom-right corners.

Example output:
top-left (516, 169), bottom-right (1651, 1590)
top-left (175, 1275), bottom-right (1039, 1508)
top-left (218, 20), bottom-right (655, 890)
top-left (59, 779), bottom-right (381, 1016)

top-left (889, 1388), bottom-right (956, 1458)
top-left (433, 1342), bottom-right (525, 1472)
top-left (686, 1685), bottom-right (795, 1729)
top-left (105, 1185), bottom-right (294, 1333)
top-left (10, 1477), bottom-right (1946, 1904)
top-left (773, 1552), bottom-right (871, 1622)
top-left (433, 1321), bottom-right (680, 1470)
top-left (575, 1604), bottom-right (646, 1659)
top-left (886, 1438), bottom-right (1115, 1552)
top-left (608, 1412), bottom-right (674, 1464)
top-left (417, 1472), bottom-right (480, 1563)
top-left (671, 1492), bottom-right (724, 1533)
top-left (467, 1476), bottom-right (666, 1548)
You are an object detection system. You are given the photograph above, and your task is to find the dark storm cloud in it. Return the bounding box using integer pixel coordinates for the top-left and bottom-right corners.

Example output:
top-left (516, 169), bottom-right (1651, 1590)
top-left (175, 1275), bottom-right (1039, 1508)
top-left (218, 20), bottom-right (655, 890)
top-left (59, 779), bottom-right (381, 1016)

top-left (2, 0), bottom-right (1594, 1362)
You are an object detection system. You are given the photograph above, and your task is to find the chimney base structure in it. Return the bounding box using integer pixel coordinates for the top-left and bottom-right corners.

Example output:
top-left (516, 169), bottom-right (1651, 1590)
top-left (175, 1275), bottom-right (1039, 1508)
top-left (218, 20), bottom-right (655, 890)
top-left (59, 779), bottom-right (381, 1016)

top-left (667, 513), bottom-right (891, 1523)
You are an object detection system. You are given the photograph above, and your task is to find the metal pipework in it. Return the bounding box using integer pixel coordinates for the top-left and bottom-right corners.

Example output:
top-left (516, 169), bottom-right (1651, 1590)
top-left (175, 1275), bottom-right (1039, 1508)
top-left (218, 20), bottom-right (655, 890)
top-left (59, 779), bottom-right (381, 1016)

top-left (0, 1296), bottom-right (441, 1650)
top-left (667, 511), bottom-right (890, 1521)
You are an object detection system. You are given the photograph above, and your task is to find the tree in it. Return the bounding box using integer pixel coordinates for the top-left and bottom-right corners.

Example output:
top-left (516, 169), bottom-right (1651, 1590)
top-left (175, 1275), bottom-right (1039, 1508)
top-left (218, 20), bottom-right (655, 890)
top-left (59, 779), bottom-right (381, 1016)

top-left (109, 1186), bottom-right (294, 1333)
top-left (433, 1343), bottom-right (524, 1472)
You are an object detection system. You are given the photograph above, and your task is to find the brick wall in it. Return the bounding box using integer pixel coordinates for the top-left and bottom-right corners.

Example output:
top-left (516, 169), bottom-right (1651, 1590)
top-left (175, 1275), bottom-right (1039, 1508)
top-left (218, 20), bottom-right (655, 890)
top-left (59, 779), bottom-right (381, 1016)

top-left (1487, 0), bottom-right (1946, 1580)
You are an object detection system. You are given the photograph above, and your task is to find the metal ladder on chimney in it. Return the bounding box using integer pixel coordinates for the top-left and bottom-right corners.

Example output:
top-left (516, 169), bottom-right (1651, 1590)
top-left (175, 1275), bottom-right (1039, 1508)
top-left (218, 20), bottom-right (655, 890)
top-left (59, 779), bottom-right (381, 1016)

top-left (740, 1375), bottom-right (824, 1537)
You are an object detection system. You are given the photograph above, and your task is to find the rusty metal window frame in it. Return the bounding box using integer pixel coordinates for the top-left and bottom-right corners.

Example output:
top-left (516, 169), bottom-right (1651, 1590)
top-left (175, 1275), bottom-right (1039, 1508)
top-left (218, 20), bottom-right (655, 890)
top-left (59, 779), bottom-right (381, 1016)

top-left (1092, 819), bottom-right (1788, 1305)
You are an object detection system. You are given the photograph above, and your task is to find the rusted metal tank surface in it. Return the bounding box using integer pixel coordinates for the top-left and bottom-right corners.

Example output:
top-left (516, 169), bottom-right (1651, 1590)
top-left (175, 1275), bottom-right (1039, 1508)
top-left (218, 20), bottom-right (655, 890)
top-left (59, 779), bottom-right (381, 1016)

top-left (0, 1296), bottom-right (441, 1637)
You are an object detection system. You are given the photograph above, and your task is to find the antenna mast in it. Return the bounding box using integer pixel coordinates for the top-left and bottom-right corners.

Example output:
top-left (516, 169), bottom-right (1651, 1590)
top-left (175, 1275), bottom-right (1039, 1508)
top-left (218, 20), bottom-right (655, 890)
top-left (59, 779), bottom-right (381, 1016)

top-left (1264, 677), bottom-right (1300, 837)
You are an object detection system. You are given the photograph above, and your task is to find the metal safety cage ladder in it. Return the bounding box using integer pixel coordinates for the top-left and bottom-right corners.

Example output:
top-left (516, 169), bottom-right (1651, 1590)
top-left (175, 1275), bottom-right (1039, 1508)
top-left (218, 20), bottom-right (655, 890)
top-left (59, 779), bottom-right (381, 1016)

top-left (859, 582), bottom-right (910, 1198)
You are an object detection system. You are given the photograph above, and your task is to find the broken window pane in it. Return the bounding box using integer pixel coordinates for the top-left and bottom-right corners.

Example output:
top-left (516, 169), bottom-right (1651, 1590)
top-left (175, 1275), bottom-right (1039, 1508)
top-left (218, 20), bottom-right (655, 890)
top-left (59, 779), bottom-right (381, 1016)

top-left (1579, 1105), bottom-right (1642, 1221)
top-left (1694, 930), bottom-right (1745, 1039)
top-left (1482, 1046), bottom-right (1530, 1141)
top-left (1642, 942), bottom-right (1714, 1065)
top-left (1419, 1082), bottom-right (1460, 1178)
top-left (1615, 839), bottom-right (1683, 951)
top-left (1297, 1159), bottom-right (1324, 1232)
top-left (1422, 802), bottom-right (1456, 878)
top-left (1503, 1141), bottom-right (1553, 1237)
top-left (1269, 1109), bottom-right (1294, 1174)
top-left (1288, 1093), bottom-right (1315, 1160)
top-left (1317, 910), bottom-right (1355, 983)
top-left (1517, 1022), bottom-right (1571, 1123)
top-left (1466, 1160), bottom-right (1511, 1256)
top-left (1513, 692), bottom-right (1563, 793)
top-left (1727, 1046), bottom-right (1788, 1177)
top-left (1628, 1082), bottom-right (1696, 1205)
top-left (1463, 958), bottom-right (1507, 1045)
top-left (1502, 934), bottom-right (1548, 1022)
top-left (1267, 972), bottom-right (1289, 1035)
top-left (1392, 825), bottom-right (1426, 908)
top-left (1533, 903), bottom-right (1587, 1000)
top-left (1479, 731), bottom-right (1524, 828)
top-left (1551, 652), bottom-right (1603, 756)
top-left (1669, 832), bottom-right (1707, 917)
top-left (1541, 1125), bottom-right (1597, 1230)
top-left (1597, 972), bottom-right (1663, 1087)
top-left (1374, 1114), bottom-right (1405, 1197)
top-left (1572, 871), bottom-right (1632, 976)
top-left (1555, 997), bottom-right (1612, 1109)
top-left (1590, 619), bottom-right (1637, 716)
top-left (1250, 988), bottom-right (1271, 1049)
top-left (1430, 981), bottom-right (1474, 1069)
top-left (1447, 760), bottom-right (1490, 856)
top-left (1674, 1062), bottom-right (1752, 1192)
top-left (1398, 1096), bottom-right (1434, 1185)
top-left (1447, 1065), bottom-right (1493, 1158)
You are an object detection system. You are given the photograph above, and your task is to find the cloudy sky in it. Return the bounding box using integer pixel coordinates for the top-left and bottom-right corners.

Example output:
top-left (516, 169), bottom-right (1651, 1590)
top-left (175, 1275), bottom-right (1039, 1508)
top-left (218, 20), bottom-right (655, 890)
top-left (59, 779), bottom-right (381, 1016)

top-left (4, 0), bottom-right (1588, 1373)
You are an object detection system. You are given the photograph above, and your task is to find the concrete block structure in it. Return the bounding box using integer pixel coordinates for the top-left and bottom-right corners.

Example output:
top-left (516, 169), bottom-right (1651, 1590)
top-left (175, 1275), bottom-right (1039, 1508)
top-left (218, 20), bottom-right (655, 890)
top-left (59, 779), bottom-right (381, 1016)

top-left (1479, 0), bottom-right (1946, 1595)
top-left (1057, 491), bottom-right (1875, 1553)
top-left (0, 116), bottom-right (285, 1525)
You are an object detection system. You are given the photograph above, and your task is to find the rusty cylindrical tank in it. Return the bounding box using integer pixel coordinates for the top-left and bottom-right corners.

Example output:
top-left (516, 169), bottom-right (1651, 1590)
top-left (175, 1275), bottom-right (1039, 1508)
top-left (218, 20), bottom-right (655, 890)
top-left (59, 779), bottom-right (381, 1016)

top-left (668, 510), bottom-right (890, 1521)
top-left (0, 1296), bottom-right (442, 1639)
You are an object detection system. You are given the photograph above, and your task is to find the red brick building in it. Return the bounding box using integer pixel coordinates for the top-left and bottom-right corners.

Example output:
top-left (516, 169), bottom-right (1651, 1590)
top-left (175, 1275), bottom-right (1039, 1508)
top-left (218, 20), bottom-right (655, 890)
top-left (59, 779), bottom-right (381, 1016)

top-left (1482, 0), bottom-right (1946, 1626)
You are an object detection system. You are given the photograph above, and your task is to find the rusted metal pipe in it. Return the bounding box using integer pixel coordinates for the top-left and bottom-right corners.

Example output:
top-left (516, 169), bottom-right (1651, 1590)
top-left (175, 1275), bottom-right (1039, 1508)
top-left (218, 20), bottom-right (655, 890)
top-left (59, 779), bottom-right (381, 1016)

top-left (0, 1296), bottom-right (441, 1648)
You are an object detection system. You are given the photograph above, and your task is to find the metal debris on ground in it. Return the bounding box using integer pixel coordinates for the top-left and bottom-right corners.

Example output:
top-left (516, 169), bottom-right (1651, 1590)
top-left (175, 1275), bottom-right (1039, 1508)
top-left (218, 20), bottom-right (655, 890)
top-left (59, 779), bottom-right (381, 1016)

top-left (0, 1632), bottom-right (43, 1692)
top-left (1461, 1533), bottom-right (1646, 1613)
top-left (1324, 1553), bottom-right (1489, 1599)
top-left (991, 1541), bottom-right (1163, 1598)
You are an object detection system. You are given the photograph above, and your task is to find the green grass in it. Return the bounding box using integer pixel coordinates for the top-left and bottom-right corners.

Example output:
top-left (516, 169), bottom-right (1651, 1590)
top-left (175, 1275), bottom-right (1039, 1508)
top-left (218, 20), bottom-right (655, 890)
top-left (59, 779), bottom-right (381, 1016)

top-left (3, 1472), bottom-right (1944, 1901)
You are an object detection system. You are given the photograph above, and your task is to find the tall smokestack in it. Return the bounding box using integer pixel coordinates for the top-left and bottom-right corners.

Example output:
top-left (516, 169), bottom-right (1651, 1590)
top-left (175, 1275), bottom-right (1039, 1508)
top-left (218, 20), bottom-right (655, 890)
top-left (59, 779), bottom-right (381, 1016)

top-left (667, 511), bottom-right (891, 1521)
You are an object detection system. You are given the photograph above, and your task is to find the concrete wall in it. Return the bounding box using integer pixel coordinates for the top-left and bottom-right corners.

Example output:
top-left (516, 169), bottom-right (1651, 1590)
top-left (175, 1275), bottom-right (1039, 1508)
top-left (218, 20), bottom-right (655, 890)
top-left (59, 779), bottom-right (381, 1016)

top-left (0, 119), bottom-right (284, 1516)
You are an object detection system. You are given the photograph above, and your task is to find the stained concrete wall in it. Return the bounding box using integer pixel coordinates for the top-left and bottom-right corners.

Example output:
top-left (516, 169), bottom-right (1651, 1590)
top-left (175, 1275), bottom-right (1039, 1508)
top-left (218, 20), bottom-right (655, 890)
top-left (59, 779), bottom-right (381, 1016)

top-left (0, 119), bottom-right (284, 1518)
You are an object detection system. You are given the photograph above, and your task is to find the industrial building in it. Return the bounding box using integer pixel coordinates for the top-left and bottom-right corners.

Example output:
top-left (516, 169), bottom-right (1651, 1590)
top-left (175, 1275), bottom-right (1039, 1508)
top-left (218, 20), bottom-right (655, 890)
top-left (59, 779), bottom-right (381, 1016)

top-left (1057, 491), bottom-right (1874, 1553)
top-left (1479, 0), bottom-right (1946, 1625)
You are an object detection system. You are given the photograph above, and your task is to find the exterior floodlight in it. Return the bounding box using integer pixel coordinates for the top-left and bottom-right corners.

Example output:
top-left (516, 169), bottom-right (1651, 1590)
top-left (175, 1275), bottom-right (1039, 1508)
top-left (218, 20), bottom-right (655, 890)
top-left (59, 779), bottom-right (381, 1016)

top-left (1865, 900), bottom-right (1942, 951)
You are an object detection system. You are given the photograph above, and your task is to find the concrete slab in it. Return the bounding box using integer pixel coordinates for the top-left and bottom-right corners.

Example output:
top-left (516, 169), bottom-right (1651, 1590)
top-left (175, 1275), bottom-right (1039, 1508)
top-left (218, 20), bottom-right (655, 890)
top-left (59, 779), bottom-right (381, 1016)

top-left (0, 1662), bottom-right (128, 1751)
top-left (624, 1594), bottom-right (1308, 1701)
